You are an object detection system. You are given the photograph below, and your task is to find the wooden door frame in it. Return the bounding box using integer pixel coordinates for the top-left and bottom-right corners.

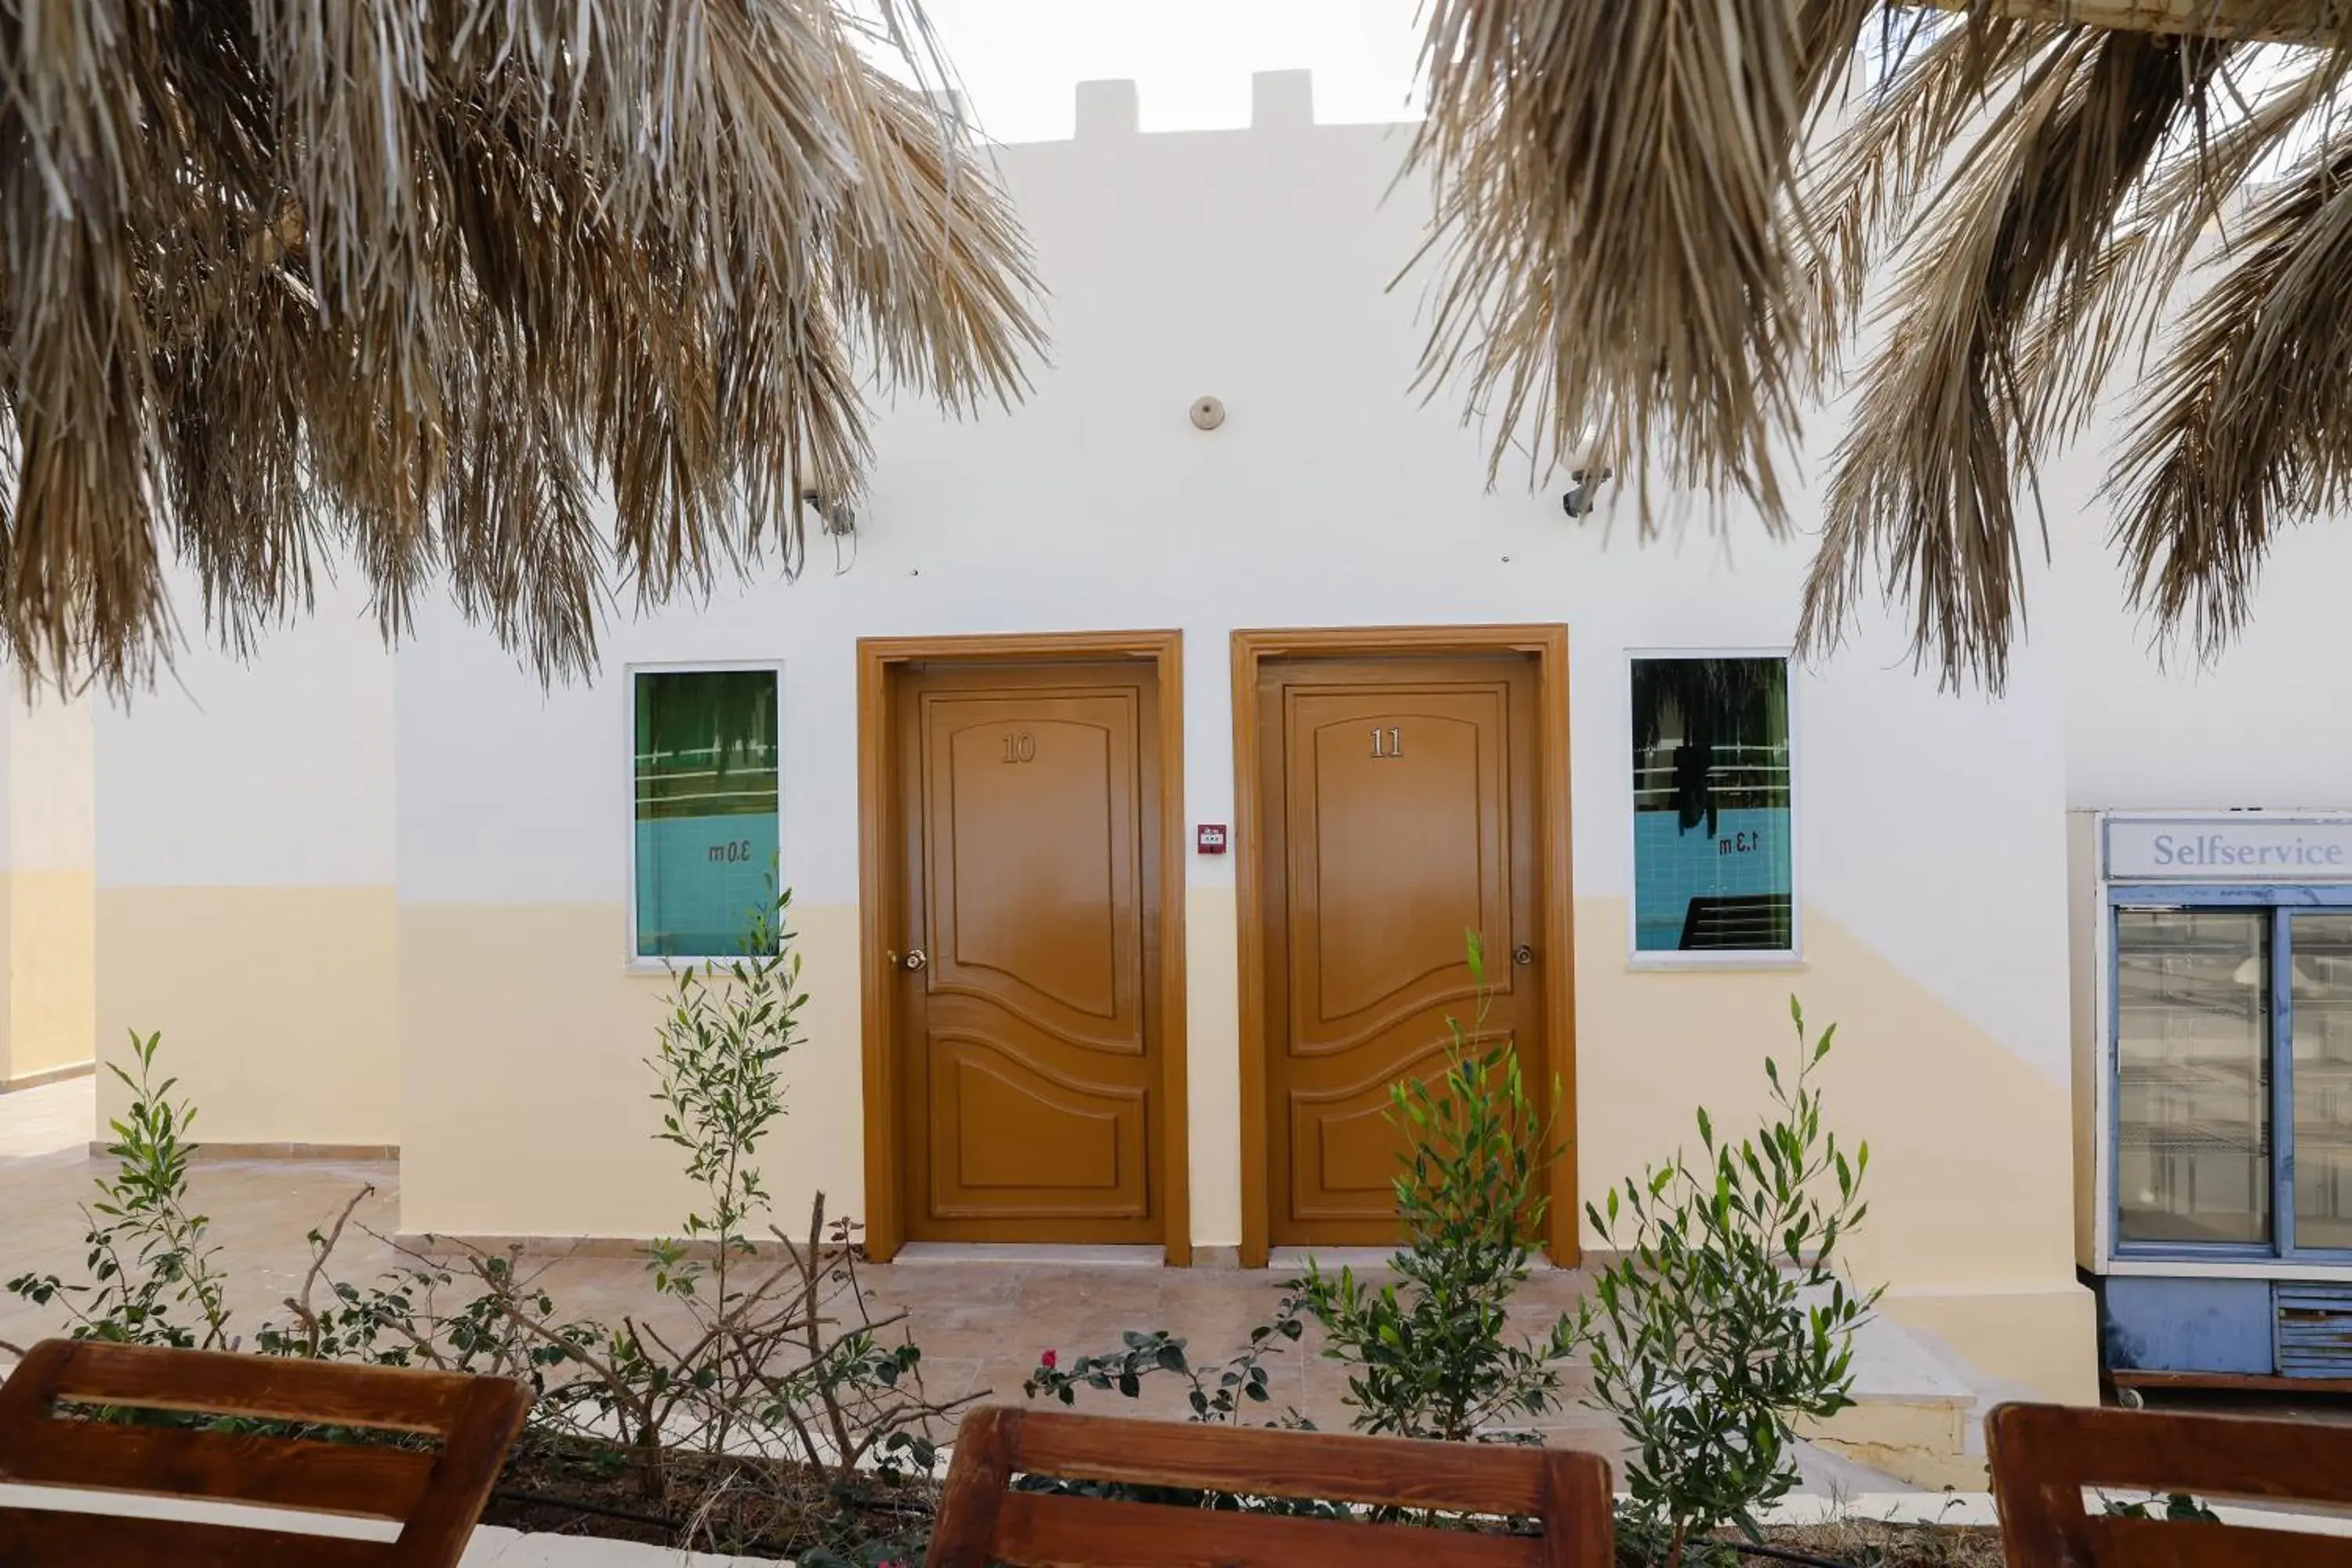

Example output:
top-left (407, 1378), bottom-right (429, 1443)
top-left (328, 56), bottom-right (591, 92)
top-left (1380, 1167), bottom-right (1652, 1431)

top-left (857, 630), bottom-right (1189, 1265)
top-left (1232, 625), bottom-right (1577, 1269)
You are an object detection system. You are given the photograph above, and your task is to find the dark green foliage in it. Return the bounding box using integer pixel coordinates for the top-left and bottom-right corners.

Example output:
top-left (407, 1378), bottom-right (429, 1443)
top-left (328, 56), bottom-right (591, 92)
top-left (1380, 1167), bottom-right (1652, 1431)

top-left (1630, 657), bottom-right (1788, 836)
top-left (634, 670), bottom-right (780, 820)
top-left (1023, 1312), bottom-right (1310, 1425)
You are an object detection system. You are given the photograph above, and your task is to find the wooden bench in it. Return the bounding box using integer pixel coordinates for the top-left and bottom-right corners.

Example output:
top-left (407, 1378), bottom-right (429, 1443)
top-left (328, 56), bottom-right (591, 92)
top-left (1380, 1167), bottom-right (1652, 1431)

top-left (0, 1337), bottom-right (531, 1567)
top-left (1989, 1400), bottom-right (2352, 1566)
top-left (926, 1406), bottom-right (1614, 1568)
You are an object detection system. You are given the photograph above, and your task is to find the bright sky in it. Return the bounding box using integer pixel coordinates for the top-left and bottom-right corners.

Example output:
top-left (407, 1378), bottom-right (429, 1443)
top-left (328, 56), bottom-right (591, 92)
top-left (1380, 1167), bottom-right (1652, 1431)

top-left (911, 0), bottom-right (1428, 142)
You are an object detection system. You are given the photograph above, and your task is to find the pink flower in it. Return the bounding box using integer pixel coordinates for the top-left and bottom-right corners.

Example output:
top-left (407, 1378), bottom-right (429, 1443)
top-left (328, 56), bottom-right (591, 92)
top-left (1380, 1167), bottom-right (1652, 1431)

top-left (1040, 1348), bottom-right (1058, 1370)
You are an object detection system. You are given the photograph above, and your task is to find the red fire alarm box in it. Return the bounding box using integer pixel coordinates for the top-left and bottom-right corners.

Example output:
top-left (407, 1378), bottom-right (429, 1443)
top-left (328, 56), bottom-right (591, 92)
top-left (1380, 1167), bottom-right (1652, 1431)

top-left (1196, 823), bottom-right (1229, 855)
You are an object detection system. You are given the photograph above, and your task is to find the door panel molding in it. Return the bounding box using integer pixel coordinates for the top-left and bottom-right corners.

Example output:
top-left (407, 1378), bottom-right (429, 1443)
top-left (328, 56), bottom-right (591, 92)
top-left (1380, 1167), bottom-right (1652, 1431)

top-left (1232, 626), bottom-right (1575, 1268)
top-left (858, 631), bottom-right (1189, 1264)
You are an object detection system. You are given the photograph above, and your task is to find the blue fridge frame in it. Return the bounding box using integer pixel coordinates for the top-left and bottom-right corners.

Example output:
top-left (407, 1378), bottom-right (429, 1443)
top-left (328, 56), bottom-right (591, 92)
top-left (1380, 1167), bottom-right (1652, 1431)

top-left (2093, 812), bottom-right (2352, 1388)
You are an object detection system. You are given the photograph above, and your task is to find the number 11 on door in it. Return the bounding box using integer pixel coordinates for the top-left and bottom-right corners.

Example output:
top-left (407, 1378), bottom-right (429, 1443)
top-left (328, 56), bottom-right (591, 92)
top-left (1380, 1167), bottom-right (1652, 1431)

top-left (1370, 725), bottom-right (1402, 759)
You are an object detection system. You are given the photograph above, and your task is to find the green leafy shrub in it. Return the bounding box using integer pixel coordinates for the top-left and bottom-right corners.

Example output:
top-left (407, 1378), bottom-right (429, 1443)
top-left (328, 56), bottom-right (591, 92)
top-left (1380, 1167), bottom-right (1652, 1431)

top-left (6, 1029), bottom-right (232, 1349)
top-left (1579, 999), bottom-right (1880, 1568)
top-left (644, 886), bottom-right (799, 1299)
top-left (1029, 932), bottom-right (1574, 1446)
top-left (1288, 933), bottom-right (1575, 1442)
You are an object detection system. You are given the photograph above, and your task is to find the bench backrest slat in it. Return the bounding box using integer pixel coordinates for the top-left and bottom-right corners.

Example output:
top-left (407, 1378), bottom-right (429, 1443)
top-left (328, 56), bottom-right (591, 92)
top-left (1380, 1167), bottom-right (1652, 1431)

top-left (33, 1340), bottom-right (475, 1433)
top-left (1989, 1401), bottom-right (2352, 1568)
top-left (0, 1338), bottom-right (531, 1568)
top-left (0, 1417), bottom-right (436, 1519)
top-left (0, 1508), bottom-right (392, 1568)
top-left (926, 1406), bottom-right (1613, 1568)
top-left (994, 1491), bottom-right (1549, 1568)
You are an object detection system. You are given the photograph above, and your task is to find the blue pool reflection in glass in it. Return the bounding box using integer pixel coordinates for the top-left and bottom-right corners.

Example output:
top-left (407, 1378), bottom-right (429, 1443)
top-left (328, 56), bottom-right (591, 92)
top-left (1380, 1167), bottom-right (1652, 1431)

top-left (635, 814), bottom-right (780, 959)
top-left (1633, 806), bottom-right (1792, 951)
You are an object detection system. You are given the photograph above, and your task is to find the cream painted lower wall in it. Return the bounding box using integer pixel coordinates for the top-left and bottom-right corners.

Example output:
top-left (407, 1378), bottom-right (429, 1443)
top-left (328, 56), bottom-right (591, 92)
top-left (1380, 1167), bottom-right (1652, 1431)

top-left (1574, 898), bottom-right (2078, 1293)
top-left (1571, 902), bottom-right (2089, 1401)
top-left (1184, 888), bottom-right (1243, 1247)
top-left (1882, 1285), bottom-right (2100, 1406)
top-left (397, 902), bottom-right (867, 1240)
top-left (1573, 895), bottom-right (2092, 1401)
top-left (0, 869), bottom-right (94, 1085)
top-left (88, 877), bottom-right (2085, 1394)
top-left (390, 886), bottom-right (2092, 1401)
top-left (401, 895), bottom-right (1254, 1251)
top-left (95, 887), bottom-right (399, 1144)
top-left (0, 865), bottom-right (92, 1086)
top-left (13, 869), bottom-right (95, 1082)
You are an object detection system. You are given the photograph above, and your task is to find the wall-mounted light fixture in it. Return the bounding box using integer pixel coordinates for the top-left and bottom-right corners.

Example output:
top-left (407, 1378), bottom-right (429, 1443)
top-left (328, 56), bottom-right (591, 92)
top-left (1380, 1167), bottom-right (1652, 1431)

top-left (1561, 467), bottom-right (1613, 518)
top-left (801, 488), bottom-right (855, 537)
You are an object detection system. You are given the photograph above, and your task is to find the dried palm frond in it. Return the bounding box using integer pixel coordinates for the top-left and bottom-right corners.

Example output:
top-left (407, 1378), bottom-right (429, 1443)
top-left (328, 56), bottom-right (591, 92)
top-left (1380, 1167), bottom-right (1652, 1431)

top-left (1408, 0), bottom-right (1880, 522)
top-left (1798, 13), bottom-right (2065, 365)
top-left (1802, 27), bottom-right (2231, 688)
top-left (1957, 0), bottom-right (2351, 44)
top-left (2013, 46), bottom-right (2351, 443)
top-left (2111, 135), bottom-right (2352, 659)
top-left (1417, 0), bottom-right (2352, 688)
top-left (0, 0), bottom-right (1042, 695)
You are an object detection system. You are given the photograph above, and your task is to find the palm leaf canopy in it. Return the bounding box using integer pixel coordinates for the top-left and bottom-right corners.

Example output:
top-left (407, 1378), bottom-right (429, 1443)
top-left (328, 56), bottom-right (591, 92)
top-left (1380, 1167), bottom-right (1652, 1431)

top-left (1412, 0), bottom-right (2352, 688)
top-left (0, 0), bottom-right (1040, 693)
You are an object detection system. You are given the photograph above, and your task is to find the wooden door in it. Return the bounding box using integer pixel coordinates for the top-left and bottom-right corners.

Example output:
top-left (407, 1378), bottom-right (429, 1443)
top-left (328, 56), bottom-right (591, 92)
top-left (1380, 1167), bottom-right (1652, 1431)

top-left (895, 663), bottom-right (1161, 1243)
top-left (1258, 655), bottom-right (1543, 1246)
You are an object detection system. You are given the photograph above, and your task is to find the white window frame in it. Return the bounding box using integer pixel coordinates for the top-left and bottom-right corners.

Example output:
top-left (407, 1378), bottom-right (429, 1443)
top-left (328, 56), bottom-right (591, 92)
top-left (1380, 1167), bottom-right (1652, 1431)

top-left (1623, 647), bottom-right (1805, 971)
top-left (625, 658), bottom-right (785, 971)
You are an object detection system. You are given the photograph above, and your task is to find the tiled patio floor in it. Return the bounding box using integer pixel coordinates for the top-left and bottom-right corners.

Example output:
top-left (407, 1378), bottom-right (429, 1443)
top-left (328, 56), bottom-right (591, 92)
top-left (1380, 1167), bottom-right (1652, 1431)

top-left (0, 1074), bottom-right (1888, 1487)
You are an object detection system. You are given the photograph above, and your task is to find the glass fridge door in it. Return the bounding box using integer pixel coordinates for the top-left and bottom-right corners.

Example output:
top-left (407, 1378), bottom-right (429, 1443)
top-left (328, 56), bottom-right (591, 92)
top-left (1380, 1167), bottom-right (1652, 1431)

top-left (2114, 908), bottom-right (2273, 1249)
top-left (2290, 912), bottom-right (2352, 1253)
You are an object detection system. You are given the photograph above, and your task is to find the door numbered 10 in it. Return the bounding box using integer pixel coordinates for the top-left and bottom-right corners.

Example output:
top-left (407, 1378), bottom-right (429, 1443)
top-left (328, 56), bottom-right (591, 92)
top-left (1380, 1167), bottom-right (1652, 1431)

top-left (1369, 725), bottom-right (1403, 759)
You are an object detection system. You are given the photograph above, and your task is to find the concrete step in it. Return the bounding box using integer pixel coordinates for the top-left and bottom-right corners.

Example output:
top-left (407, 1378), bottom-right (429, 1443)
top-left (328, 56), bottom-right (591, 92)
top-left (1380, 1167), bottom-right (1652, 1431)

top-left (1807, 1310), bottom-right (1994, 1490)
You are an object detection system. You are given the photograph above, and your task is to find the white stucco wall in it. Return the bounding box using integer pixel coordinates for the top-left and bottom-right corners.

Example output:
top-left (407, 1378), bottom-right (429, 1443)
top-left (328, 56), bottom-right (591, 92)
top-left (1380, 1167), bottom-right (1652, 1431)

top-left (93, 571), bottom-right (399, 1143)
top-left (370, 78), bottom-right (2089, 1395)
top-left (81, 72), bottom-right (2176, 1400)
top-left (2049, 457), bottom-right (2352, 811)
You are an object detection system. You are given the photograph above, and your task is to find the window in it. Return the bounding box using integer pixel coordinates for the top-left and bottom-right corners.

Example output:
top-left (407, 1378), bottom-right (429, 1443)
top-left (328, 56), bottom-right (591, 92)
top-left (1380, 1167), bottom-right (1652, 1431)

top-left (1629, 655), bottom-right (1794, 956)
top-left (2113, 898), bottom-right (2352, 1257)
top-left (2115, 909), bottom-right (2271, 1247)
top-left (2296, 914), bottom-right (2352, 1251)
top-left (632, 668), bottom-right (779, 960)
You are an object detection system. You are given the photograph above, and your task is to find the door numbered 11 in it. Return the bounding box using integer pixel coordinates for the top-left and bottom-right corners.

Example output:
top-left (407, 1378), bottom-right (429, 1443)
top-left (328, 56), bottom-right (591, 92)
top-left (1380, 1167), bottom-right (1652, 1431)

top-left (1369, 725), bottom-right (1403, 759)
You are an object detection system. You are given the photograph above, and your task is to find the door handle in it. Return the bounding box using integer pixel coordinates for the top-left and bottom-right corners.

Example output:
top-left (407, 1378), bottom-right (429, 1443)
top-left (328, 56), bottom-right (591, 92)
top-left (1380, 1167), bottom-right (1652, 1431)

top-left (897, 947), bottom-right (927, 972)
top-left (1512, 944), bottom-right (1535, 967)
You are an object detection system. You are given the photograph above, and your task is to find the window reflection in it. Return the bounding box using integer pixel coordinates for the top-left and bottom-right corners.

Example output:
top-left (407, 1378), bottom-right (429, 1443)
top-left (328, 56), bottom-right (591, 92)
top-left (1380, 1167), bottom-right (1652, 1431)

top-left (1629, 658), bottom-right (1793, 953)
top-left (634, 670), bottom-right (779, 958)
top-left (2115, 909), bottom-right (2271, 1247)
top-left (2293, 914), bottom-right (2352, 1251)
